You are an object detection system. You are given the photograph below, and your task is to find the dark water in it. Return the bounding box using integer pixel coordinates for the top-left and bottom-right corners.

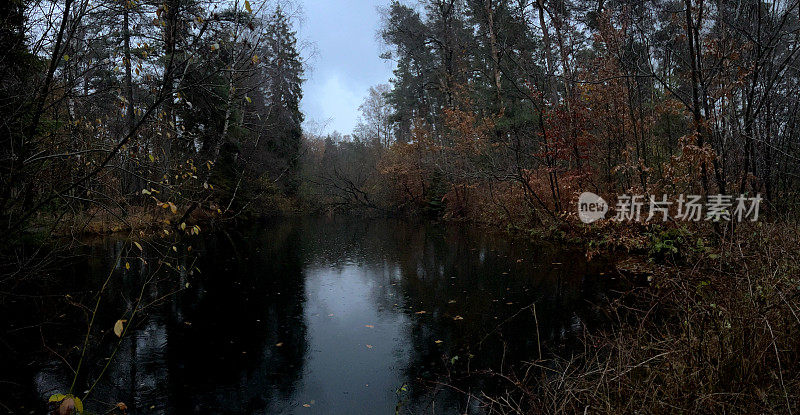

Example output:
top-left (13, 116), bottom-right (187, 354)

top-left (1, 218), bottom-right (614, 414)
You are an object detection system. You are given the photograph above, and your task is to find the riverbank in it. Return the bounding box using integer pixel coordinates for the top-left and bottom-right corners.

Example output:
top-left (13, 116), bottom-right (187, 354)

top-left (494, 221), bottom-right (800, 413)
top-left (31, 196), bottom-right (296, 238)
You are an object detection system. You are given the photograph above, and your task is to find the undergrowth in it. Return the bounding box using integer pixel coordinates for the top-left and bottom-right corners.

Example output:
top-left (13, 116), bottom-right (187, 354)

top-left (486, 222), bottom-right (800, 414)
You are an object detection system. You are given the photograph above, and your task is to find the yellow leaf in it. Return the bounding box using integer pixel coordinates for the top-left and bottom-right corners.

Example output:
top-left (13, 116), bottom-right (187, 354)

top-left (148, 154), bottom-right (155, 162)
top-left (244, 0), bottom-right (252, 13)
top-left (113, 319), bottom-right (127, 337)
top-left (125, 262), bottom-right (130, 270)
top-left (245, 96), bottom-right (252, 103)
top-left (48, 394), bottom-right (67, 403)
top-left (134, 241), bottom-right (143, 251)
top-left (434, 340), bottom-right (443, 344)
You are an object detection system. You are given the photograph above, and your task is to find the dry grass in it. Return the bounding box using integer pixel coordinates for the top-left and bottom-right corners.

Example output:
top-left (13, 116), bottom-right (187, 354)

top-left (490, 222), bottom-right (800, 414)
top-left (41, 204), bottom-right (219, 237)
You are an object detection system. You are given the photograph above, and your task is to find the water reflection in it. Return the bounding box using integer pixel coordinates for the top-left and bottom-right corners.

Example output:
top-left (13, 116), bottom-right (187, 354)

top-left (7, 217), bottom-right (612, 413)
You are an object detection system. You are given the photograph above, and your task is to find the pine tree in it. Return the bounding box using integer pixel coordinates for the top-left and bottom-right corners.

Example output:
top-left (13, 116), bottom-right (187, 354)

top-left (263, 6), bottom-right (304, 194)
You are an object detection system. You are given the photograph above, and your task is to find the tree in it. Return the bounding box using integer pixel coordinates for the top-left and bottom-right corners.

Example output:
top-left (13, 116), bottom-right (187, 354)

top-left (262, 6), bottom-right (304, 195)
top-left (354, 84), bottom-right (393, 147)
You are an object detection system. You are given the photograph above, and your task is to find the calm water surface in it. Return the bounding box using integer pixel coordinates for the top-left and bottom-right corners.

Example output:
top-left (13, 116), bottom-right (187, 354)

top-left (2, 218), bottom-right (614, 414)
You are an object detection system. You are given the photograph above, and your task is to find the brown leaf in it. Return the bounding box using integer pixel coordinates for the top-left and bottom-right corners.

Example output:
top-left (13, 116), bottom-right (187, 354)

top-left (113, 319), bottom-right (127, 337)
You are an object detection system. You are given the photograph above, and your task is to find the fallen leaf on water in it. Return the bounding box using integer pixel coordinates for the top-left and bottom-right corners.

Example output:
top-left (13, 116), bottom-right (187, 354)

top-left (415, 310), bottom-right (427, 314)
top-left (275, 342), bottom-right (284, 347)
top-left (303, 404), bottom-right (311, 408)
top-left (453, 315), bottom-right (464, 320)
top-left (364, 324), bottom-right (374, 328)
top-left (113, 319), bottom-right (127, 337)
top-left (365, 344), bottom-right (373, 348)
top-left (434, 340), bottom-right (443, 344)
top-left (328, 313), bottom-right (334, 317)
top-left (448, 299), bottom-right (457, 304)
top-left (506, 302), bottom-right (514, 305)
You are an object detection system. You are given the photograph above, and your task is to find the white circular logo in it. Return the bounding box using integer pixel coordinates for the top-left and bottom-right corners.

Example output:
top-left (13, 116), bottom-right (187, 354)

top-left (578, 192), bottom-right (608, 223)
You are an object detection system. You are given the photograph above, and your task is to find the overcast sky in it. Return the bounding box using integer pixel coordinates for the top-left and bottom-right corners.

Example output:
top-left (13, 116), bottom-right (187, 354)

top-left (297, 0), bottom-right (395, 136)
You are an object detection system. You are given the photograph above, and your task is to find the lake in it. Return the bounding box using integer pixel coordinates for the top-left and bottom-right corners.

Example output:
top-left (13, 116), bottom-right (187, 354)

top-left (1, 217), bottom-right (615, 414)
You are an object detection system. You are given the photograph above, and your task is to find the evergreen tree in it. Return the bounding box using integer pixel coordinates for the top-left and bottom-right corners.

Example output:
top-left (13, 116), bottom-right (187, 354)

top-left (262, 6), bottom-right (304, 194)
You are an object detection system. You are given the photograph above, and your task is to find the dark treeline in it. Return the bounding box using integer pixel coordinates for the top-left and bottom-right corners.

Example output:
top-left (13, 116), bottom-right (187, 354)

top-left (1, 0), bottom-right (304, 248)
top-left (303, 0), bottom-right (800, 224)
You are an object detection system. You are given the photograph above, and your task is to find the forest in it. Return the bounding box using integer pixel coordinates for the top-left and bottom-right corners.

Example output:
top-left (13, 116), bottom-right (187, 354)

top-left (305, 0), bottom-right (800, 222)
top-left (2, 0), bottom-right (800, 413)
